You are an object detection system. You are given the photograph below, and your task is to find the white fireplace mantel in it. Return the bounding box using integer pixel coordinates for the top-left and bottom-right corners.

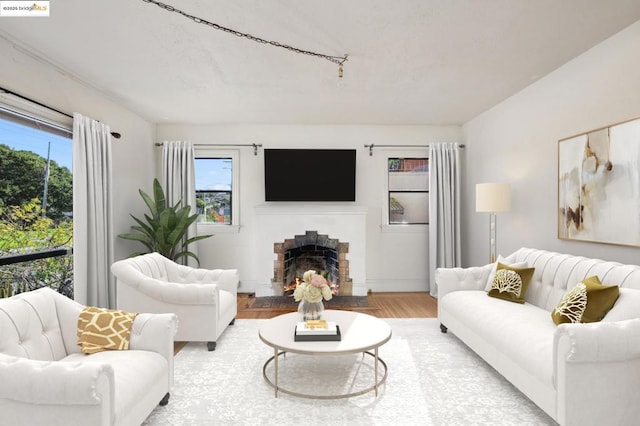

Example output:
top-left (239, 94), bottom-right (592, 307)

top-left (254, 203), bottom-right (368, 296)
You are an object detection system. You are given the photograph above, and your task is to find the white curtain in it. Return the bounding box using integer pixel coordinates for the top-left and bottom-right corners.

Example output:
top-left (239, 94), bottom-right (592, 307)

top-left (72, 113), bottom-right (115, 308)
top-left (161, 140), bottom-right (198, 266)
top-left (428, 142), bottom-right (462, 297)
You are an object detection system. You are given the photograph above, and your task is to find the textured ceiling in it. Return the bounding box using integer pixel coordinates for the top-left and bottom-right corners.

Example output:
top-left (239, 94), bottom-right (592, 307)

top-left (2, 0), bottom-right (640, 125)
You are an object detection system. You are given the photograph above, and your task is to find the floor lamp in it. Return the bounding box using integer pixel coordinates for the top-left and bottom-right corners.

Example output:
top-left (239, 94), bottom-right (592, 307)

top-left (476, 183), bottom-right (511, 263)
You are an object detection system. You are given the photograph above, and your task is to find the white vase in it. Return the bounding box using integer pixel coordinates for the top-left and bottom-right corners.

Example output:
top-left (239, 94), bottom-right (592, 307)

top-left (298, 300), bottom-right (325, 321)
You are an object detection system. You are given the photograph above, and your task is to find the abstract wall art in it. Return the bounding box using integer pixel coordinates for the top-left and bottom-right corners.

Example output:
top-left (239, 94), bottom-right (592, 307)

top-left (558, 116), bottom-right (640, 247)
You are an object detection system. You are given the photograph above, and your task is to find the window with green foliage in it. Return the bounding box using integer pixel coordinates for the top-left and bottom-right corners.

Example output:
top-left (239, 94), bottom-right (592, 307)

top-left (0, 113), bottom-right (74, 298)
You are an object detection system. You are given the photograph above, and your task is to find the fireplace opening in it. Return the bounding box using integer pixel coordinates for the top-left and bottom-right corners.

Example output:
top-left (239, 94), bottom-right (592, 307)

top-left (272, 231), bottom-right (353, 296)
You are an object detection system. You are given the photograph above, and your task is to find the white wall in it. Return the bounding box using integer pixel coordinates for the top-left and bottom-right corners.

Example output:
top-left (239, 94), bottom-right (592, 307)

top-left (13, 16), bottom-right (639, 292)
top-left (463, 20), bottom-right (640, 267)
top-left (0, 35), bottom-right (157, 262)
top-left (156, 124), bottom-right (462, 293)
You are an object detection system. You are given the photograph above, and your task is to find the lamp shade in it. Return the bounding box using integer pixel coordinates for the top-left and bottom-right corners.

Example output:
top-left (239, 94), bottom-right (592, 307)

top-left (476, 183), bottom-right (511, 212)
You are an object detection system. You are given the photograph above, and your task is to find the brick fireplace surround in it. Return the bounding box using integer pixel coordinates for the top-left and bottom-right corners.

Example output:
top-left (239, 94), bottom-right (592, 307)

top-left (272, 230), bottom-right (353, 296)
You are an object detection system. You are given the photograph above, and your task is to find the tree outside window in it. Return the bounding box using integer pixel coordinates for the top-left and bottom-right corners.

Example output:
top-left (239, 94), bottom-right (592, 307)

top-left (0, 116), bottom-right (73, 298)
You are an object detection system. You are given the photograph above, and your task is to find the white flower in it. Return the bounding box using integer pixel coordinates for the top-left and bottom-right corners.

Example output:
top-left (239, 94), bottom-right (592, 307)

top-left (302, 270), bottom-right (316, 283)
top-left (293, 270), bottom-right (333, 303)
top-left (321, 285), bottom-right (332, 301)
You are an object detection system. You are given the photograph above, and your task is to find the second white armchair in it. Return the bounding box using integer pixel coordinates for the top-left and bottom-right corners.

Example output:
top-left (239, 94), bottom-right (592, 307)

top-left (111, 252), bottom-right (239, 351)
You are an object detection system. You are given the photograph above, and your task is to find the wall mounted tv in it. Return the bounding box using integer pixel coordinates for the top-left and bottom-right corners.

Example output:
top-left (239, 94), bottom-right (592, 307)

top-left (264, 149), bottom-right (356, 201)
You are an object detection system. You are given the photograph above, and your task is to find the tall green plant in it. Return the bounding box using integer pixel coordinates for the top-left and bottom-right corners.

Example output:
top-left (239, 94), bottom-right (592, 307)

top-left (118, 179), bottom-right (212, 265)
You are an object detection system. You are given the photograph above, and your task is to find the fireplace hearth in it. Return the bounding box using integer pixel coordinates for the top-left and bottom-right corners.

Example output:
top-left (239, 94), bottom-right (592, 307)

top-left (272, 231), bottom-right (353, 296)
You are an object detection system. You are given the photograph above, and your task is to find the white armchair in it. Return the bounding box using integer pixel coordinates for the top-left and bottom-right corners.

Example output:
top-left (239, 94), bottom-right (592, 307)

top-left (111, 252), bottom-right (239, 351)
top-left (0, 287), bottom-right (177, 426)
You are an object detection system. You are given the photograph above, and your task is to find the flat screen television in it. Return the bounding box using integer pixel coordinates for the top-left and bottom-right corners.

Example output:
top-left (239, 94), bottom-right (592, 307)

top-left (264, 149), bottom-right (356, 201)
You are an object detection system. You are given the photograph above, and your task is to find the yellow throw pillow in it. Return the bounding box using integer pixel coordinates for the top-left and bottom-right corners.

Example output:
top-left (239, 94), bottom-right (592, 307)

top-left (77, 306), bottom-right (138, 354)
top-left (487, 262), bottom-right (535, 304)
top-left (484, 256), bottom-right (529, 292)
top-left (551, 276), bottom-right (619, 325)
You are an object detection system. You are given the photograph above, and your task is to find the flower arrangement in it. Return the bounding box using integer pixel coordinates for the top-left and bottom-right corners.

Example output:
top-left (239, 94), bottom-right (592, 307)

top-left (293, 270), bottom-right (333, 303)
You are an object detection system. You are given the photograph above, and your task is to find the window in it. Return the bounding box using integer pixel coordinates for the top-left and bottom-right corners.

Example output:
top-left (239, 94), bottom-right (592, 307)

top-left (0, 117), bottom-right (73, 217)
top-left (194, 149), bottom-right (239, 228)
top-left (387, 158), bottom-right (429, 225)
top-left (0, 107), bottom-right (74, 298)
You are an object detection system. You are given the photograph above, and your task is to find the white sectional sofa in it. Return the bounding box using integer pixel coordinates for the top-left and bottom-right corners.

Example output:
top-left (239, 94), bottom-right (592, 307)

top-left (0, 287), bottom-right (177, 426)
top-left (436, 247), bottom-right (640, 426)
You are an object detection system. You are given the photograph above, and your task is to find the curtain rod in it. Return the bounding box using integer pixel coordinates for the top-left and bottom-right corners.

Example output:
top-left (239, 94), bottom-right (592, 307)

top-left (0, 86), bottom-right (122, 139)
top-left (156, 142), bottom-right (262, 156)
top-left (363, 143), bottom-right (465, 156)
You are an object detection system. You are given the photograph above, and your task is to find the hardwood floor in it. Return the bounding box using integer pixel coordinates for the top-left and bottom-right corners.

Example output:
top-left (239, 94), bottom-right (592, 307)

top-left (236, 291), bottom-right (438, 319)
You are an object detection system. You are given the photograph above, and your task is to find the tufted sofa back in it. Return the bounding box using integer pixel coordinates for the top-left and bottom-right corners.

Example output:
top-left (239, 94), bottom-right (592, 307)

top-left (113, 252), bottom-right (239, 292)
top-left (504, 247), bottom-right (640, 312)
top-left (0, 288), bottom-right (82, 361)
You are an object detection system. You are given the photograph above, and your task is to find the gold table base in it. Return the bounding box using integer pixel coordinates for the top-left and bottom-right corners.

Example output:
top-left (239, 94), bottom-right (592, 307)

top-left (262, 348), bottom-right (388, 399)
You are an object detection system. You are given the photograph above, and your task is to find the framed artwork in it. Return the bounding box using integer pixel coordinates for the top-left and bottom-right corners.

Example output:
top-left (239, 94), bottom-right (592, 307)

top-left (558, 116), bottom-right (640, 247)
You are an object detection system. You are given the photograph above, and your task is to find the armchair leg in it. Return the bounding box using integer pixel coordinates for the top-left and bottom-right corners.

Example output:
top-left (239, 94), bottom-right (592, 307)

top-left (159, 392), bottom-right (170, 406)
top-left (207, 341), bottom-right (217, 351)
top-left (229, 318), bottom-right (236, 326)
top-left (440, 323), bottom-right (448, 333)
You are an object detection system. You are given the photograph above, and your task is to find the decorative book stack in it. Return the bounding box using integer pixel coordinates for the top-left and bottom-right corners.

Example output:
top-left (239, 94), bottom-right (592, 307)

top-left (294, 320), bottom-right (341, 341)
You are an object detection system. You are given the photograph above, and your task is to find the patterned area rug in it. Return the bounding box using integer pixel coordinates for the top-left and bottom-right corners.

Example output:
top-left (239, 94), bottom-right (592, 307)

top-left (143, 319), bottom-right (557, 425)
top-left (251, 295), bottom-right (369, 309)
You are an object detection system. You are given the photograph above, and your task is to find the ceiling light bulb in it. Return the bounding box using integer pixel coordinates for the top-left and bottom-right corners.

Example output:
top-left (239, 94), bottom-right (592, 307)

top-left (338, 64), bottom-right (343, 78)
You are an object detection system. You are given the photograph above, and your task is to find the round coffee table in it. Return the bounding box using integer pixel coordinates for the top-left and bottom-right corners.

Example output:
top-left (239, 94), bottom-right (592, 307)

top-left (258, 309), bottom-right (392, 399)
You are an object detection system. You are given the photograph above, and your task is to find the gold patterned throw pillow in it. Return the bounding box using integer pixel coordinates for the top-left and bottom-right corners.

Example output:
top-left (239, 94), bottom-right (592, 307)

top-left (551, 276), bottom-right (619, 325)
top-left (77, 307), bottom-right (138, 354)
top-left (484, 257), bottom-right (529, 291)
top-left (487, 262), bottom-right (535, 304)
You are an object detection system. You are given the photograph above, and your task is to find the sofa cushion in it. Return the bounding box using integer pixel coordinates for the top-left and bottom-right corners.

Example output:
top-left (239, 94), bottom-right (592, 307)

top-left (441, 290), bottom-right (555, 387)
top-left (551, 276), bottom-right (619, 324)
top-left (484, 255), bottom-right (528, 291)
top-left (487, 262), bottom-right (535, 304)
top-left (77, 307), bottom-right (138, 354)
top-left (603, 288), bottom-right (640, 322)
